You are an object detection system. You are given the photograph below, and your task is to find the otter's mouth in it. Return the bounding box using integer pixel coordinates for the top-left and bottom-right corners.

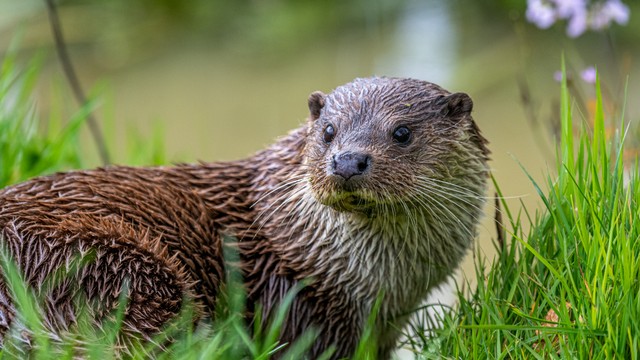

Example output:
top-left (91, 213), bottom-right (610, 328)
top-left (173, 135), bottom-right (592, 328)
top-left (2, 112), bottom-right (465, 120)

top-left (325, 193), bottom-right (377, 214)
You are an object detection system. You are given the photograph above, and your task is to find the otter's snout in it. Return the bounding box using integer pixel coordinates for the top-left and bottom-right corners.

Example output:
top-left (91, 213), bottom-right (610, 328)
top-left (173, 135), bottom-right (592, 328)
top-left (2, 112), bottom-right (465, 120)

top-left (332, 152), bottom-right (371, 180)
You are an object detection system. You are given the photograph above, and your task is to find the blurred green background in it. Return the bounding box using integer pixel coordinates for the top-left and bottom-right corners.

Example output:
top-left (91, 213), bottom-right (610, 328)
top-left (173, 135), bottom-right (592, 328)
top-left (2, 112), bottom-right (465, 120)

top-left (1, 0), bottom-right (639, 285)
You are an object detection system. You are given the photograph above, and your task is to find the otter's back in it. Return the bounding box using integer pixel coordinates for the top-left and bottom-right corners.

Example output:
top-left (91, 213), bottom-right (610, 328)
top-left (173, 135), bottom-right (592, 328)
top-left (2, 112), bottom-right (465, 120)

top-left (0, 166), bottom-right (225, 338)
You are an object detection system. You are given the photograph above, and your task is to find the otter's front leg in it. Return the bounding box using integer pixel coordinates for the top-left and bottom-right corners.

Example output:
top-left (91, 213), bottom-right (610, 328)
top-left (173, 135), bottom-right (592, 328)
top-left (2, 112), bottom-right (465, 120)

top-left (253, 274), bottom-right (366, 359)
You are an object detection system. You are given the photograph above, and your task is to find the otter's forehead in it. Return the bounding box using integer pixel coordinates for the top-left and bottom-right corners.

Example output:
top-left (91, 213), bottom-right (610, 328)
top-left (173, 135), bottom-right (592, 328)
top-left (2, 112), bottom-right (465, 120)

top-left (323, 77), bottom-right (448, 119)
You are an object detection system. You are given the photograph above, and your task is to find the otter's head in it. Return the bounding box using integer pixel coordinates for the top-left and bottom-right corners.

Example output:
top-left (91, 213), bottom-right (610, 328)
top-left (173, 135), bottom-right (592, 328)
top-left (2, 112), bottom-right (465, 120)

top-left (303, 77), bottom-right (489, 217)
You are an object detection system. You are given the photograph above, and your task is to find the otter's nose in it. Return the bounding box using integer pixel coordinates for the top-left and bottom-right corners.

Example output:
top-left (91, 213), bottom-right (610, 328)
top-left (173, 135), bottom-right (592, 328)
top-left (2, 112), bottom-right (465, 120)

top-left (332, 152), bottom-right (371, 180)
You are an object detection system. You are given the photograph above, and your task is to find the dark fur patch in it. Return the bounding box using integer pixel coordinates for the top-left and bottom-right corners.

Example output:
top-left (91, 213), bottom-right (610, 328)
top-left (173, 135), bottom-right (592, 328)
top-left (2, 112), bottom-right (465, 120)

top-left (308, 91), bottom-right (326, 121)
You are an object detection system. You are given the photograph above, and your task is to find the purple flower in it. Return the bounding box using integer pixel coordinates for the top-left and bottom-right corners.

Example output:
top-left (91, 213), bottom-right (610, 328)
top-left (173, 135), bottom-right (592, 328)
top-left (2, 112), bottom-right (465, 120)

top-left (567, 8), bottom-right (588, 37)
top-left (554, 71), bottom-right (564, 82)
top-left (552, 0), bottom-right (587, 19)
top-left (591, 0), bottom-right (630, 30)
top-left (527, 0), bottom-right (557, 29)
top-left (581, 66), bottom-right (597, 84)
top-left (525, 0), bottom-right (631, 37)
top-left (605, 0), bottom-right (631, 25)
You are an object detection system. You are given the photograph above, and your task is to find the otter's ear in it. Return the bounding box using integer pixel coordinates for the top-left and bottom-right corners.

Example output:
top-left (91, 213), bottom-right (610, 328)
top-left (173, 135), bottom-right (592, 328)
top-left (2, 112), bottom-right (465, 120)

top-left (438, 92), bottom-right (473, 117)
top-left (308, 91), bottom-right (326, 121)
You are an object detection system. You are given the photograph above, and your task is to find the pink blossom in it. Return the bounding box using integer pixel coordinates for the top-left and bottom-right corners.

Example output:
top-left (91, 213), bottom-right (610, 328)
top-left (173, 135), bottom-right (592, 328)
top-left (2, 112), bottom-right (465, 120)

top-left (605, 0), bottom-right (631, 25)
top-left (591, 0), bottom-right (630, 30)
top-left (554, 71), bottom-right (564, 82)
top-left (527, 0), bottom-right (557, 29)
top-left (581, 66), bottom-right (597, 84)
top-left (567, 8), bottom-right (588, 37)
top-left (525, 0), bottom-right (631, 37)
top-left (551, 0), bottom-right (587, 19)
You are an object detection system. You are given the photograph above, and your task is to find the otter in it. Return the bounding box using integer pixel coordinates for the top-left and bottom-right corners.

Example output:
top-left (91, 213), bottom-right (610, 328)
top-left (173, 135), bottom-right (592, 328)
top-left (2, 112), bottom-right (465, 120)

top-left (0, 77), bottom-right (489, 358)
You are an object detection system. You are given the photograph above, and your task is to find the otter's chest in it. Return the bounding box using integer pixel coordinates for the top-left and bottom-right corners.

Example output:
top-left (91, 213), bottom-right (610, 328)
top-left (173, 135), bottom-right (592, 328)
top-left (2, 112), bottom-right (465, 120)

top-left (281, 212), bottom-right (457, 317)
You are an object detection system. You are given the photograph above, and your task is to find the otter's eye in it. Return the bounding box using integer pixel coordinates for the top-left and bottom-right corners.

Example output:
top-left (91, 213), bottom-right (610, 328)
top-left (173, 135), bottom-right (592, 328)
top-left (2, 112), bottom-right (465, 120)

top-left (323, 124), bottom-right (336, 143)
top-left (392, 126), bottom-right (411, 144)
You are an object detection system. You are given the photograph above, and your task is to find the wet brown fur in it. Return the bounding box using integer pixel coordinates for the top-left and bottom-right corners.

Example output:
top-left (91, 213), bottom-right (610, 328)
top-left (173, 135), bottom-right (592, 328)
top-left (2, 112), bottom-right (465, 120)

top-left (0, 77), bottom-right (489, 358)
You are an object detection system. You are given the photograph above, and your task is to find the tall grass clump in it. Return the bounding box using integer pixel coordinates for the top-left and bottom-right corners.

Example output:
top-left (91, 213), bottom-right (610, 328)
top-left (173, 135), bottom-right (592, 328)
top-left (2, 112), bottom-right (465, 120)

top-left (418, 64), bottom-right (639, 359)
top-left (0, 51), bottom-right (92, 188)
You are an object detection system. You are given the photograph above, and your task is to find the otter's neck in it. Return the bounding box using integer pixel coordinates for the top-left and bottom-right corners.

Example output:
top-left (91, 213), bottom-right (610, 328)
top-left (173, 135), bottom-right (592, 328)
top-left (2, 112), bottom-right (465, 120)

top-left (251, 154), bottom-right (474, 324)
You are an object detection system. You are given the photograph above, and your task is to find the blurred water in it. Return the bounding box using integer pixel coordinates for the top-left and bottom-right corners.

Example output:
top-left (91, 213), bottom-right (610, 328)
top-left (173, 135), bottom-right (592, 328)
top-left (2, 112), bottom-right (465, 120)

top-left (377, 1), bottom-right (455, 84)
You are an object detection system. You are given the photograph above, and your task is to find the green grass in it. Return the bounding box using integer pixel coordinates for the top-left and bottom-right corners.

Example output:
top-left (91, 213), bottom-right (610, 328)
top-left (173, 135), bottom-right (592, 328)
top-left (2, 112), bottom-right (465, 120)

top-left (413, 63), bottom-right (640, 359)
top-left (1, 49), bottom-right (639, 359)
top-left (0, 51), bottom-right (86, 188)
